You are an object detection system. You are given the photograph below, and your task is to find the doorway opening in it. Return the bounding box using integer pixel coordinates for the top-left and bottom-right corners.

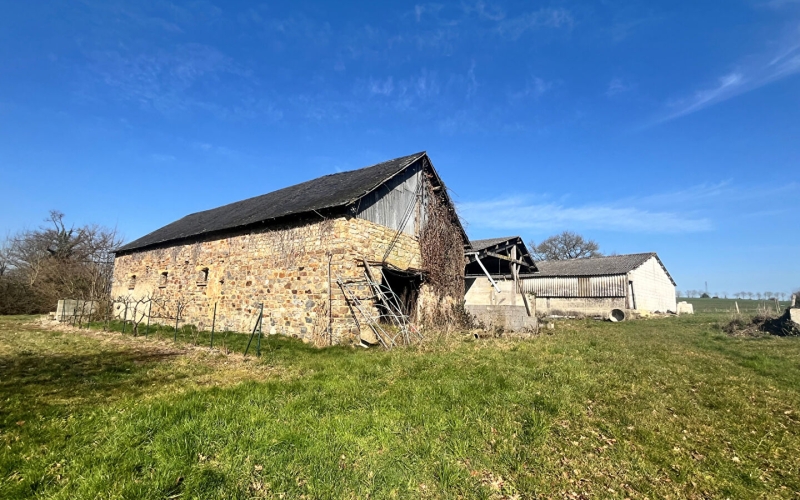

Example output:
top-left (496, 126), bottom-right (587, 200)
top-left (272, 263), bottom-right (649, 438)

top-left (378, 268), bottom-right (422, 323)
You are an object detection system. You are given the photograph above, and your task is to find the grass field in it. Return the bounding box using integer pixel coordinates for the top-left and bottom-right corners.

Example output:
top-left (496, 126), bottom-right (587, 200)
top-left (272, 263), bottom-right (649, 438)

top-left (1, 314), bottom-right (799, 499)
top-left (683, 297), bottom-right (790, 314)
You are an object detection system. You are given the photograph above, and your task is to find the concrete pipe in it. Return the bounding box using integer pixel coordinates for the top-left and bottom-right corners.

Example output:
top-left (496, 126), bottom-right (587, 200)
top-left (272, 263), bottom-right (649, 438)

top-left (608, 309), bottom-right (626, 322)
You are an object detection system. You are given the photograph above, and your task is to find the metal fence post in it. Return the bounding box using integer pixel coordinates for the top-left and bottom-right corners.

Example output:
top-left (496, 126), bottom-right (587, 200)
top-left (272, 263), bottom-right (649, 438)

top-left (244, 305), bottom-right (264, 357)
top-left (256, 303), bottom-right (264, 357)
top-left (210, 302), bottom-right (217, 349)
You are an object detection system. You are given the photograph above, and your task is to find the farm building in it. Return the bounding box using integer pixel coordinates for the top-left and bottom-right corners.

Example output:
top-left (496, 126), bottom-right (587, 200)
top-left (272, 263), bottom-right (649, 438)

top-left (111, 152), bottom-right (469, 346)
top-left (522, 253), bottom-right (677, 317)
top-left (464, 236), bottom-right (538, 331)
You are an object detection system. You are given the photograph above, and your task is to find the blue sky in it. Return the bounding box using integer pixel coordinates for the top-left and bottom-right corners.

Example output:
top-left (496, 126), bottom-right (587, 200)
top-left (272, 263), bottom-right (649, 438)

top-left (1, 0), bottom-right (798, 296)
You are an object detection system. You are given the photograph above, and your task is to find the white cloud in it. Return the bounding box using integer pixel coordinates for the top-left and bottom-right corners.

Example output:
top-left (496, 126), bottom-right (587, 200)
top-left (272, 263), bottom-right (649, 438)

top-left (458, 196), bottom-right (711, 233)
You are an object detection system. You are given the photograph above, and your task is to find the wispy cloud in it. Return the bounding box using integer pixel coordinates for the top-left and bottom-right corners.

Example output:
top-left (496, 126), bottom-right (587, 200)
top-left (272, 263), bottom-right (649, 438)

top-left (761, 0), bottom-right (800, 9)
top-left (659, 28), bottom-right (800, 121)
top-left (458, 196), bottom-right (711, 234)
top-left (606, 77), bottom-right (635, 97)
top-left (150, 153), bottom-right (176, 162)
top-left (356, 70), bottom-right (441, 110)
top-left (508, 75), bottom-right (553, 101)
top-left (368, 77), bottom-right (395, 96)
top-left (494, 8), bottom-right (573, 39)
top-left (83, 42), bottom-right (281, 121)
top-left (459, 181), bottom-right (800, 235)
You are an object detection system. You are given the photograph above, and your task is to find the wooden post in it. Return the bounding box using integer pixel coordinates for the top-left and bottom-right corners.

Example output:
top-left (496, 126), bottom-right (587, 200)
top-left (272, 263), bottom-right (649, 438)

top-left (145, 302), bottom-right (152, 338)
top-left (122, 303), bottom-right (128, 333)
top-left (511, 245), bottom-right (518, 306)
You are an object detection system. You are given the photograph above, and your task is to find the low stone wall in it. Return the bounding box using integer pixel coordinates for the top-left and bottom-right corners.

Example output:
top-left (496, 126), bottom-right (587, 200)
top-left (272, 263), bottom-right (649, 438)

top-left (55, 299), bottom-right (98, 321)
top-left (534, 296), bottom-right (627, 317)
top-left (466, 304), bottom-right (537, 332)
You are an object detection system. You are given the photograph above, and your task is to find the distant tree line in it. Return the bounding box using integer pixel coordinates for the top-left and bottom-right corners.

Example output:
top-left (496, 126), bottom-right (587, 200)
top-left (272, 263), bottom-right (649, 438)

top-left (677, 290), bottom-right (791, 301)
top-left (0, 211), bottom-right (122, 315)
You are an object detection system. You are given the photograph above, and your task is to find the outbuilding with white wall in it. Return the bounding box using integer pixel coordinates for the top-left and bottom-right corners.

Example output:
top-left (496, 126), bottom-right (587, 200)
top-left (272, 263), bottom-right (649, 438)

top-left (522, 252), bottom-right (677, 317)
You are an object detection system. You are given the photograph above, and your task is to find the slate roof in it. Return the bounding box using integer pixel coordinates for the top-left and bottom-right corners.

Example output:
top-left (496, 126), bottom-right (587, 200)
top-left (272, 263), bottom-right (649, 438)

top-left (118, 152), bottom-right (429, 253)
top-left (530, 252), bottom-right (675, 285)
top-left (469, 236), bottom-right (521, 252)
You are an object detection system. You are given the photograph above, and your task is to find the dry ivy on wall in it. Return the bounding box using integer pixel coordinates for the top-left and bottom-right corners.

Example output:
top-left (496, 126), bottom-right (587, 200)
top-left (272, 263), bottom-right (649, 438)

top-left (419, 177), bottom-right (465, 301)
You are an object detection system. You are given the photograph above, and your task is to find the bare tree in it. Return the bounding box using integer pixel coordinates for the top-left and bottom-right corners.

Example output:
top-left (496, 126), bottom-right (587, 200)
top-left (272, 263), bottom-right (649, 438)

top-left (529, 231), bottom-right (602, 261)
top-left (0, 243), bottom-right (8, 278)
top-left (1, 211), bottom-right (122, 314)
top-left (118, 293), bottom-right (153, 336)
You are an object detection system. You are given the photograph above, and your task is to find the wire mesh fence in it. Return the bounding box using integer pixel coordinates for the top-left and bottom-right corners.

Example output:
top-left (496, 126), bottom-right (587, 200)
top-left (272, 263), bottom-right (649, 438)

top-left (55, 297), bottom-right (267, 356)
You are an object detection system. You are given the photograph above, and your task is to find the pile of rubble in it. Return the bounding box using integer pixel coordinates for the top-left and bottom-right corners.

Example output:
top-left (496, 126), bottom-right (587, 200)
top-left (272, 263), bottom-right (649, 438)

top-left (724, 294), bottom-right (800, 337)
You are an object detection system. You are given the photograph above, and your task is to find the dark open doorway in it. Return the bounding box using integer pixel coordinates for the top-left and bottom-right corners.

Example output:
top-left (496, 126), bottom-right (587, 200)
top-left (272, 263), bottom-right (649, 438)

top-left (379, 268), bottom-right (422, 322)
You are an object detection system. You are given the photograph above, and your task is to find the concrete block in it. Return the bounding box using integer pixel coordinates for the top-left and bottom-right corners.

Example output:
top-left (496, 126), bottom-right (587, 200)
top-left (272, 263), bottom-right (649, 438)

top-left (466, 304), bottom-right (537, 333)
top-left (55, 299), bottom-right (98, 321)
top-left (677, 301), bottom-right (694, 315)
top-left (790, 308), bottom-right (800, 327)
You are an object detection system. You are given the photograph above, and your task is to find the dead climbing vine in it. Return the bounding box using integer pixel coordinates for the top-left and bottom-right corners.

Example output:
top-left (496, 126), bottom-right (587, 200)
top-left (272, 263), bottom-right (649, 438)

top-left (419, 178), bottom-right (468, 328)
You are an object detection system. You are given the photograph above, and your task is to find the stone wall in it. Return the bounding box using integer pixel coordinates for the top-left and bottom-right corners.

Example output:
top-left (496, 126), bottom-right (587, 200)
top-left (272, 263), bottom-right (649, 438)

top-left (111, 215), bottom-right (432, 345)
top-left (464, 277), bottom-right (536, 332)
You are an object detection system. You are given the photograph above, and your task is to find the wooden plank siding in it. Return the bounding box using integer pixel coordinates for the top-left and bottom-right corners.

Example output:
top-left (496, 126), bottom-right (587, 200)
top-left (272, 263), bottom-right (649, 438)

top-left (355, 161), bottom-right (426, 237)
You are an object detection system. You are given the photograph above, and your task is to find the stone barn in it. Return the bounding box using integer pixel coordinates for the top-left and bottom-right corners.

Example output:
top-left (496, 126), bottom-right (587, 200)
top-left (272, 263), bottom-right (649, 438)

top-left (464, 236), bottom-right (538, 331)
top-left (522, 253), bottom-right (677, 317)
top-left (111, 152), bottom-right (469, 346)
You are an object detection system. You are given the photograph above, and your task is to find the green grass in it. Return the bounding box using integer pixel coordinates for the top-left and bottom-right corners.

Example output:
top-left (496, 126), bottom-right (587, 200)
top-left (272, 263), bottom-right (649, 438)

top-left (1, 314), bottom-right (799, 498)
top-left (87, 319), bottom-right (259, 355)
top-left (683, 297), bottom-right (790, 314)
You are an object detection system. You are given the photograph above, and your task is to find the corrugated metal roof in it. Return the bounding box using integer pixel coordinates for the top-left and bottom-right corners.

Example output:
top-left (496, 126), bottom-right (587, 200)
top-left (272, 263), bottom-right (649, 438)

top-left (466, 236), bottom-right (538, 274)
top-left (118, 152), bottom-right (435, 253)
top-left (533, 253), bottom-right (669, 279)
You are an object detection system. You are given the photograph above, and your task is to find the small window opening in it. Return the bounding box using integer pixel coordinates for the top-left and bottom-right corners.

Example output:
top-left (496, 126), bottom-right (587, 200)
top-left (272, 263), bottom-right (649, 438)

top-left (197, 268), bottom-right (209, 285)
top-left (159, 271), bottom-right (168, 288)
top-left (128, 275), bottom-right (136, 290)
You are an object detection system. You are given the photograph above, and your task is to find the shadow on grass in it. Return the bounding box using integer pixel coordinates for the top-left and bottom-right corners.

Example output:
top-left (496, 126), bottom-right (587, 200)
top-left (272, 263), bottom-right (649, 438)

top-left (0, 348), bottom-right (183, 422)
